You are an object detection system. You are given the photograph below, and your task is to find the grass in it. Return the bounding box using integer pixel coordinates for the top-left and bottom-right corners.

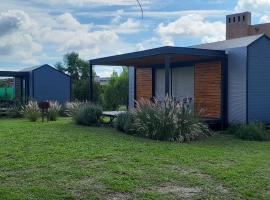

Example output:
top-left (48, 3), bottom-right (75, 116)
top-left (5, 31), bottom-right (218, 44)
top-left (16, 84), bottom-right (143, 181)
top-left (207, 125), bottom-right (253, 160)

top-left (0, 118), bottom-right (269, 200)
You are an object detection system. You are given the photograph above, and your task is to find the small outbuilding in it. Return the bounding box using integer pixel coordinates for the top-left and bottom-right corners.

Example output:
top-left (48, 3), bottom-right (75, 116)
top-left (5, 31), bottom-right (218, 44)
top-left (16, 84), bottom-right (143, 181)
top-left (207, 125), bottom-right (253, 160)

top-left (0, 64), bottom-right (71, 104)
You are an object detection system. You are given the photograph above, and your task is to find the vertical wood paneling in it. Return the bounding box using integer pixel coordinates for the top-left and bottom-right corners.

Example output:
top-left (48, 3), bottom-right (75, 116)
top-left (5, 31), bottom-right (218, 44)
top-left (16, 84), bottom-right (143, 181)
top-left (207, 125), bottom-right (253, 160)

top-left (195, 62), bottom-right (221, 118)
top-left (136, 68), bottom-right (152, 100)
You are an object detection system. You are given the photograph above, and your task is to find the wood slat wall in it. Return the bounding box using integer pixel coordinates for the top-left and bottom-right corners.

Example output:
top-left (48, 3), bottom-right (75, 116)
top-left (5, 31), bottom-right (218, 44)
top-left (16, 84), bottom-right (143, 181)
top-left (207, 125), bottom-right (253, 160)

top-left (195, 62), bottom-right (221, 118)
top-left (136, 68), bottom-right (152, 101)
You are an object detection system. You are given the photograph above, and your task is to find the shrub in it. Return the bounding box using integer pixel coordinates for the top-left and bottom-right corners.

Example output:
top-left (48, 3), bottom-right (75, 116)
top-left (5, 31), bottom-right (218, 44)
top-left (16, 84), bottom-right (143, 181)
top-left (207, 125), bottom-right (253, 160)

top-left (115, 112), bottom-right (135, 134)
top-left (73, 103), bottom-right (102, 126)
top-left (48, 101), bottom-right (61, 121)
top-left (234, 123), bottom-right (270, 141)
top-left (133, 97), bottom-right (211, 142)
top-left (22, 101), bottom-right (40, 122)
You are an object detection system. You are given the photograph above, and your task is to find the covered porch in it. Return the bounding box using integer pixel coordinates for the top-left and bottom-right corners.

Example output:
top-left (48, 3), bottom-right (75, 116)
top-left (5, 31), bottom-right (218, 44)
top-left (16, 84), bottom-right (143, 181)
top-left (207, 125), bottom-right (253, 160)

top-left (0, 71), bottom-right (30, 109)
top-left (89, 46), bottom-right (228, 128)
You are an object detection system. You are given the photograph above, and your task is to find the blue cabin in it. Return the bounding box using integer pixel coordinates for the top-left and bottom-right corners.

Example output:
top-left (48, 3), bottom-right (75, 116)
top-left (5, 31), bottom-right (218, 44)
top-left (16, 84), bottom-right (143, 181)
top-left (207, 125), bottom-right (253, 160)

top-left (0, 64), bottom-right (71, 104)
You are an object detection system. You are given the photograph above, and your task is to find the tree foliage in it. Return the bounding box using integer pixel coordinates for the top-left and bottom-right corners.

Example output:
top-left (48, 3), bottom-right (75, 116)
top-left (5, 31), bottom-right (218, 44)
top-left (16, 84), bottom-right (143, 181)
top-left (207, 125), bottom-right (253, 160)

top-left (103, 68), bottom-right (128, 110)
top-left (55, 52), bottom-right (102, 101)
top-left (56, 52), bottom-right (128, 108)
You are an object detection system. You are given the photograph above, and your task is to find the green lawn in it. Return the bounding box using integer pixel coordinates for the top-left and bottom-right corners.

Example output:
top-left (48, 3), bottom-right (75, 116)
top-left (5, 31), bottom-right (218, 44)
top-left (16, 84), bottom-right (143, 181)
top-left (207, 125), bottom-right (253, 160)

top-left (0, 118), bottom-right (269, 200)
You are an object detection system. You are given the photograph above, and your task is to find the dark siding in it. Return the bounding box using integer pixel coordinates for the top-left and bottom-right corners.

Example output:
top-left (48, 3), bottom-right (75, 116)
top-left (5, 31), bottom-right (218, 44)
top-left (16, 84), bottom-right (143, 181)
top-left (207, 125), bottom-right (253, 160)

top-left (227, 47), bottom-right (247, 123)
top-left (128, 67), bottom-right (135, 109)
top-left (248, 36), bottom-right (270, 123)
top-left (33, 65), bottom-right (71, 104)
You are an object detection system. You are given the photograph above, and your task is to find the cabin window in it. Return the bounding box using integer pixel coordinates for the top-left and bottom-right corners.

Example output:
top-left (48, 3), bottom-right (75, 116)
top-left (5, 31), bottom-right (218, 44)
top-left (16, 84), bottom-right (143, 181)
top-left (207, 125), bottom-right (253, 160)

top-left (243, 15), bottom-right (245, 21)
top-left (228, 18), bottom-right (231, 23)
top-left (233, 17), bottom-right (235, 22)
top-left (238, 16), bottom-right (240, 22)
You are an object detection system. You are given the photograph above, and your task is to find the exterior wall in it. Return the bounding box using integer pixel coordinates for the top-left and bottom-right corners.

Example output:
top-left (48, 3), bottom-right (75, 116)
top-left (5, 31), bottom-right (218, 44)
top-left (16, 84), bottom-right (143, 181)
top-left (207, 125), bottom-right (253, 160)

top-left (248, 36), bottom-right (270, 123)
top-left (128, 67), bottom-right (135, 109)
top-left (227, 47), bottom-right (247, 123)
top-left (171, 66), bottom-right (194, 103)
top-left (135, 67), bottom-right (152, 101)
top-left (32, 65), bottom-right (71, 104)
top-left (195, 62), bottom-right (221, 118)
top-left (249, 24), bottom-right (270, 38)
top-left (226, 12), bottom-right (270, 40)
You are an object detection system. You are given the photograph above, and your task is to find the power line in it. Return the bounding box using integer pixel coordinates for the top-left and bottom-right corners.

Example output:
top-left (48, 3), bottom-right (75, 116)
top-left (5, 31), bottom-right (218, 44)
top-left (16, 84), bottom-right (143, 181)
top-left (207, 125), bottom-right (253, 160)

top-left (136, 0), bottom-right (144, 20)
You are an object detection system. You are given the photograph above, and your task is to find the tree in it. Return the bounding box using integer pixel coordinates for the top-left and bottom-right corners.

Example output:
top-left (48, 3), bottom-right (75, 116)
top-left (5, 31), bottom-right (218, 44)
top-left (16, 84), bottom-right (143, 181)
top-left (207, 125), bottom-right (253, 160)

top-left (103, 68), bottom-right (128, 110)
top-left (56, 52), bottom-right (102, 101)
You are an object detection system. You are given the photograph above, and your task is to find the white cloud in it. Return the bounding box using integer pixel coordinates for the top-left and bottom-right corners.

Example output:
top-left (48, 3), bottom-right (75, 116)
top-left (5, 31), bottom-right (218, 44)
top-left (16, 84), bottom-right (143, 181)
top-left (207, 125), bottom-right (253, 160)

top-left (116, 18), bottom-right (142, 34)
top-left (156, 14), bottom-right (225, 45)
top-left (98, 17), bottom-right (143, 34)
top-left (235, 0), bottom-right (270, 12)
top-left (0, 10), bottom-right (37, 36)
top-left (78, 9), bottom-right (230, 19)
top-left (56, 13), bottom-right (92, 31)
top-left (136, 43), bottom-right (145, 51)
top-left (0, 10), bottom-right (41, 65)
top-left (33, 0), bottom-right (151, 7)
top-left (259, 15), bottom-right (270, 23)
top-left (0, 9), bottom-right (141, 69)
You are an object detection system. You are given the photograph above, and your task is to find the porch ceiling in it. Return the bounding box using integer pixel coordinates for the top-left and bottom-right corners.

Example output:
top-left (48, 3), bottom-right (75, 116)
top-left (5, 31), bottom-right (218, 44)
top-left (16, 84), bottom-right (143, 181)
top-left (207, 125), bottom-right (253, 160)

top-left (89, 46), bottom-right (227, 67)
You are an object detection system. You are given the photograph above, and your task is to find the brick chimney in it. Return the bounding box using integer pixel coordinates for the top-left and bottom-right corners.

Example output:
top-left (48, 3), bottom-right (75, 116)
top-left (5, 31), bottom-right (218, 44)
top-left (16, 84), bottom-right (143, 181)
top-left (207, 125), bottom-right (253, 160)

top-left (226, 12), bottom-right (251, 40)
top-left (226, 12), bottom-right (270, 40)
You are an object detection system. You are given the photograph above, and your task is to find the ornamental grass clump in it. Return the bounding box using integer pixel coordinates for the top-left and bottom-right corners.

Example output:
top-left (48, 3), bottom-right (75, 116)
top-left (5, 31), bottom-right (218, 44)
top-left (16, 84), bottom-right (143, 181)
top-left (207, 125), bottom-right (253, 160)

top-left (115, 112), bottom-right (135, 134)
top-left (48, 101), bottom-right (62, 121)
top-left (133, 96), bottom-right (211, 142)
top-left (22, 100), bottom-right (40, 122)
top-left (64, 101), bottom-right (84, 117)
top-left (73, 103), bottom-right (102, 126)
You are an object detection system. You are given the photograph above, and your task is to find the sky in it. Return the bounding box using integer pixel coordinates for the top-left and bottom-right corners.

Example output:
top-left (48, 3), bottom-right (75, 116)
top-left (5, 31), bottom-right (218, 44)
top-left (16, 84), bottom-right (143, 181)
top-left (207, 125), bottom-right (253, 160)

top-left (0, 0), bottom-right (270, 77)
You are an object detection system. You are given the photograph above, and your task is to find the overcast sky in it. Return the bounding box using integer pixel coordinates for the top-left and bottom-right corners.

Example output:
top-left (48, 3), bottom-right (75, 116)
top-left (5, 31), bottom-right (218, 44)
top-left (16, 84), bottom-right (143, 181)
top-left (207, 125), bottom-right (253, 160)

top-left (0, 0), bottom-right (270, 77)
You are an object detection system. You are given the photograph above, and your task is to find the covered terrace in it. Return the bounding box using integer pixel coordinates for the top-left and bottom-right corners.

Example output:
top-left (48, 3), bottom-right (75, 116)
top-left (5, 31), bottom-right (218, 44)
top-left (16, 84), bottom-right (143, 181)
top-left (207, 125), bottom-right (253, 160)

top-left (89, 46), bottom-right (228, 128)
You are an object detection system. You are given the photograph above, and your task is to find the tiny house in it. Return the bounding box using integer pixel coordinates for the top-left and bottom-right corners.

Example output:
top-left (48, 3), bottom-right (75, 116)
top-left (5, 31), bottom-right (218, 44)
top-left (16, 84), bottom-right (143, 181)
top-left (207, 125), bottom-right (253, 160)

top-left (89, 34), bottom-right (270, 126)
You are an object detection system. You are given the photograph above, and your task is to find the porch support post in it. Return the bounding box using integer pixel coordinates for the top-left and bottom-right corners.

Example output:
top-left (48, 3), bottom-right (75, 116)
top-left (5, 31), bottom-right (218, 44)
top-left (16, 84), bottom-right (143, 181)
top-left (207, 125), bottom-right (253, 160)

top-left (152, 67), bottom-right (155, 98)
top-left (25, 75), bottom-right (30, 102)
top-left (89, 62), bottom-right (93, 101)
top-left (221, 57), bottom-right (228, 129)
top-left (164, 55), bottom-right (170, 96)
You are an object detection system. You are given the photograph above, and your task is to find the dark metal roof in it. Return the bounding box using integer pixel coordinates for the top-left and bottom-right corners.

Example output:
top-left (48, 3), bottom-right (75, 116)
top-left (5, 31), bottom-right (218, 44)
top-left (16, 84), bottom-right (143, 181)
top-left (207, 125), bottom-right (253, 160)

top-left (20, 64), bottom-right (70, 78)
top-left (0, 71), bottom-right (29, 77)
top-left (192, 34), bottom-right (264, 50)
top-left (20, 65), bottom-right (42, 72)
top-left (89, 46), bottom-right (227, 66)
